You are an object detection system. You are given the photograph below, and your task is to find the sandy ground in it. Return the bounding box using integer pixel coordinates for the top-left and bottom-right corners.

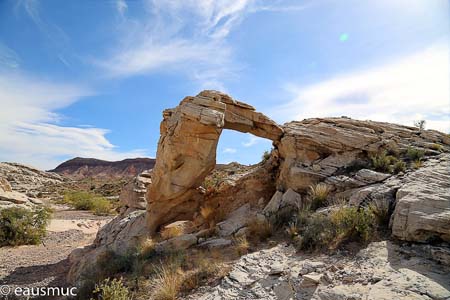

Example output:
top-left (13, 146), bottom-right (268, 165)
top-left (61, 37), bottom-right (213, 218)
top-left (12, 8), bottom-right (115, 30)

top-left (0, 206), bottom-right (112, 296)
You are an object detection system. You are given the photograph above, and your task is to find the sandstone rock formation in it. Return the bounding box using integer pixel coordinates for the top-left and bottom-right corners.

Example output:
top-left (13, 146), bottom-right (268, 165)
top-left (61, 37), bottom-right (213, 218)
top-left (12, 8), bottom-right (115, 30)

top-left (0, 162), bottom-right (63, 195)
top-left (67, 90), bottom-right (450, 290)
top-left (277, 118), bottom-right (449, 192)
top-left (118, 169), bottom-right (152, 212)
top-left (392, 154), bottom-right (450, 242)
top-left (147, 90), bottom-right (283, 233)
top-left (0, 163), bottom-right (60, 210)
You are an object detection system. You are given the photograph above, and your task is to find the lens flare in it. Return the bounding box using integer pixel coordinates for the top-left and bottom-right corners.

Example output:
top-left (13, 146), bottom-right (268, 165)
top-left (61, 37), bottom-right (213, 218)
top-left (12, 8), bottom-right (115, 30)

top-left (339, 33), bottom-right (349, 42)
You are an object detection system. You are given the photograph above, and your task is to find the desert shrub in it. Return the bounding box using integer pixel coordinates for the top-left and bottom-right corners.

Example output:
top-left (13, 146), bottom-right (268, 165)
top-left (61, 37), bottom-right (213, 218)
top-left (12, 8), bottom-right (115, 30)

top-left (295, 206), bottom-right (377, 251)
top-left (92, 197), bottom-right (112, 216)
top-left (233, 236), bottom-right (250, 256)
top-left (286, 221), bottom-right (299, 238)
top-left (261, 150), bottom-right (271, 162)
top-left (63, 191), bottom-right (113, 215)
top-left (392, 160), bottom-right (406, 174)
top-left (0, 206), bottom-right (52, 246)
top-left (180, 255), bottom-right (223, 293)
top-left (151, 264), bottom-right (183, 300)
top-left (370, 151), bottom-right (399, 173)
top-left (308, 183), bottom-right (330, 210)
top-left (91, 277), bottom-right (130, 300)
top-left (431, 143), bottom-right (443, 152)
top-left (247, 218), bottom-right (273, 242)
top-left (202, 172), bottom-right (226, 194)
top-left (406, 147), bottom-right (425, 162)
top-left (64, 191), bottom-right (96, 210)
top-left (331, 206), bottom-right (376, 243)
top-left (295, 208), bottom-right (311, 228)
top-left (95, 250), bottom-right (135, 279)
top-left (412, 160), bottom-right (424, 169)
top-left (296, 214), bottom-right (336, 251)
top-left (414, 120), bottom-right (426, 130)
top-left (138, 238), bottom-right (156, 260)
top-left (344, 159), bottom-right (370, 173)
top-left (368, 199), bottom-right (391, 229)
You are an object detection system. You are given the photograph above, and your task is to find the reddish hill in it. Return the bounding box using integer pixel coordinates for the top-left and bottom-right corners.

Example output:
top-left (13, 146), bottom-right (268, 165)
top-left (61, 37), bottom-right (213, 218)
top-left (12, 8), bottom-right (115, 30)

top-left (50, 157), bottom-right (156, 179)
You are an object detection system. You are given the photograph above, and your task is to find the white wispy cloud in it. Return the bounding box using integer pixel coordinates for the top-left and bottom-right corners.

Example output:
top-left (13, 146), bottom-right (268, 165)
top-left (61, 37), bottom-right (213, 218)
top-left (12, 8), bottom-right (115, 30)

top-left (277, 42), bottom-right (450, 132)
top-left (0, 43), bottom-right (20, 69)
top-left (98, 0), bottom-right (314, 88)
top-left (98, 0), bottom-right (261, 88)
top-left (116, 0), bottom-right (128, 17)
top-left (223, 147), bottom-right (237, 154)
top-left (0, 72), bottom-right (148, 169)
top-left (242, 135), bottom-right (271, 147)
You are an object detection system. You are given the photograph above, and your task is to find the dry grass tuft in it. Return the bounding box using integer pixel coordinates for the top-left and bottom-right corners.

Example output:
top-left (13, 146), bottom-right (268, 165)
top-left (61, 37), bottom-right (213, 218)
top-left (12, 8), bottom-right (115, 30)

top-left (286, 221), bottom-right (299, 238)
top-left (151, 264), bottom-right (183, 300)
top-left (233, 236), bottom-right (250, 256)
top-left (431, 143), bottom-right (443, 152)
top-left (412, 160), bottom-right (424, 169)
top-left (139, 238), bottom-right (156, 259)
top-left (308, 183), bottom-right (330, 210)
top-left (200, 205), bottom-right (226, 228)
top-left (200, 205), bottom-right (214, 221)
top-left (247, 218), bottom-right (273, 242)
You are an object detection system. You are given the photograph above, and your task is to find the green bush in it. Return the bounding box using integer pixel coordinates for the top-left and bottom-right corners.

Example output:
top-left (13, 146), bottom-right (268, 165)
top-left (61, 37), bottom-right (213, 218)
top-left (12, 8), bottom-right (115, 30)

top-left (295, 206), bottom-right (377, 252)
top-left (261, 150), bottom-right (271, 162)
top-left (63, 191), bottom-right (112, 215)
top-left (92, 197), bottom-right (112, 216)
top-left (296, 214), bottom-right (336, 251)
top-left (331, 207), bottom-right (376, 243)
top-left (0, 207), bottom-right (52, 246)
top-left (392, 160), bottom-right (406, 174)
top-left (370, 151), bottom-right (397, 173)
top-left (64, 191), bottom-right (96, 210)
top-left (91, 278), bottom-right (130, 300)
top-left (406, 147), bottom-right (425, 162)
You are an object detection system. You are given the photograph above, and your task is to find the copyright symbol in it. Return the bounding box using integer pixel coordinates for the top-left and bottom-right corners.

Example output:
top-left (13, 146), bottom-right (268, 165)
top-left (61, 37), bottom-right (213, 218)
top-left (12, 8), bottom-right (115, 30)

top-left (0, 285), bottom-right (11, 296)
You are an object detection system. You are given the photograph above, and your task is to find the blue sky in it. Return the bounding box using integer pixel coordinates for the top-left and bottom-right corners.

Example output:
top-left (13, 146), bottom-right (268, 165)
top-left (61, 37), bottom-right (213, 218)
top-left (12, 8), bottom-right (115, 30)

top-left (0, 0), bottom-right (448, 169)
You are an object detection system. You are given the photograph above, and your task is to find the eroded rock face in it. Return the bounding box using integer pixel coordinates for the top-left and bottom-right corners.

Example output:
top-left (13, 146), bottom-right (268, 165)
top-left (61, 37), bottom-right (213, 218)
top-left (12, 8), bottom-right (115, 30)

top-left (119, 169), bottom-right (152, 211)
top-left (278, 118), bottom-right (450, 192)
top-left (392, 154), bottom-right (450, 242)
top-left (0, 162), bottom-right (63, 194)
top-left (147, 90), bottom-right (283, 233)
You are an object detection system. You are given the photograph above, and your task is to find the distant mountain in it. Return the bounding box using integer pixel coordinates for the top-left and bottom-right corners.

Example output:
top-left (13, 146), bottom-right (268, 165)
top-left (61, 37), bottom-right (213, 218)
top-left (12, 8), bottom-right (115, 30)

top-left (50, 157), bottom-right (156, 179)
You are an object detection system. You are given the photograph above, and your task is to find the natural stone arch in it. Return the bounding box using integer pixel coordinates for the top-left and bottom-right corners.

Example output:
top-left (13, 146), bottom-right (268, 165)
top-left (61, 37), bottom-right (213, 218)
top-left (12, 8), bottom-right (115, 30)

top-left (146, 90), bottom-right (283, 234)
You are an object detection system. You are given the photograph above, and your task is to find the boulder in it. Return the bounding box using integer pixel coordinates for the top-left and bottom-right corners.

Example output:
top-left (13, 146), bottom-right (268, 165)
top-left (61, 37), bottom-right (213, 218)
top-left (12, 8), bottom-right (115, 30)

top-left (216, 204), bottom-right (254, 237)
top-left (0, 177), bottom-right (12, 192)
top-left (263, 188), bottom-right (302, 221)
top-left (198, 238), bottom-right (232, 249)
top-left (0, 190), bottom-right (30, 205)
top-left (391, 154), bottom-right (450, 242)
top-left (67, 209), bottom-right (148, 283)
top-left (119, 169), bottom-right (152, 210)
top-left (155, 234), bottom-right (198, 251)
